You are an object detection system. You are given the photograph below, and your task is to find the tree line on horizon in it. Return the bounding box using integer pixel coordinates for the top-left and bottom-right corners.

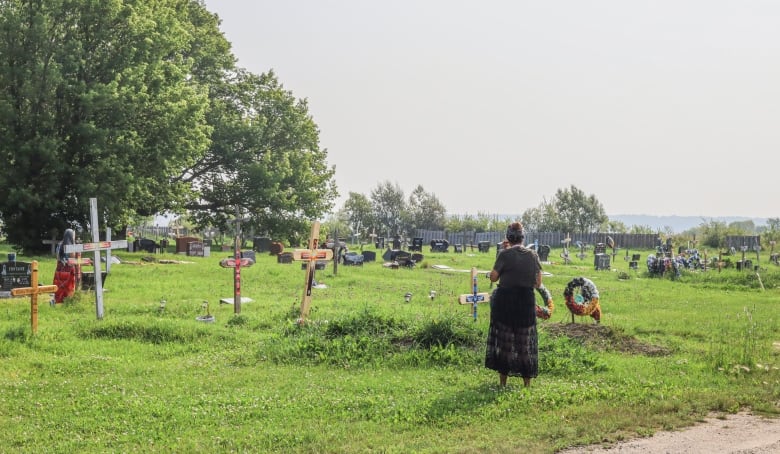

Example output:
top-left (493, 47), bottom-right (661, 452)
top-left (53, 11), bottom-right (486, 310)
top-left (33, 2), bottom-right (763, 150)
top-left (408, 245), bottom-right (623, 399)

top-left (324, 182), bottom-right (780, 250)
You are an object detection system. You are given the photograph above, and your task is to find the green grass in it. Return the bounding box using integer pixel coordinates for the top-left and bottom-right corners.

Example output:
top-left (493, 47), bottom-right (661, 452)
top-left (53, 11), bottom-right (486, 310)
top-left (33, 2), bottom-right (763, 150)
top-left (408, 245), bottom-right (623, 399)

top-left (0, 245), bottom-right (778, 453)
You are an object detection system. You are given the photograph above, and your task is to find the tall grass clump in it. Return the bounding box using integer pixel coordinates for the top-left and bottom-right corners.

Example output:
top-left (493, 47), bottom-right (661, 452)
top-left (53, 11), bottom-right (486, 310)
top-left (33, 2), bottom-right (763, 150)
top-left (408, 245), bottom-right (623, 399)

top-left (260, 309), bottom-right (487, 368)
top-left (706, 305), bottom-right (772, 374)
top-left (262, 309), bottom-right (405, 367)
top-left (539, 331), bottom-right (608, 376)
top-left (79, 319), bottom-right (211, 344)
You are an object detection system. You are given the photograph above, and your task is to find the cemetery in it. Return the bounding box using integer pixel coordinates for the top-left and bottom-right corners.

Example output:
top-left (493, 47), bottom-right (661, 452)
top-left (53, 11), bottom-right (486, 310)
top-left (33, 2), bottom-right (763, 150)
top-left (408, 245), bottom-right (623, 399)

top-left (0, 221), bottom-right (778, 452)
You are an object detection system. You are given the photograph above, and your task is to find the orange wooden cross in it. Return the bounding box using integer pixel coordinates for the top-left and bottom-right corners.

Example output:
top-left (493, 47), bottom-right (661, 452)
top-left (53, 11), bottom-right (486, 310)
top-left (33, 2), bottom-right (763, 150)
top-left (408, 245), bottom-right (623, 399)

top-left (293, 221), bottom-right (333, 323)
top-left (10, 261), bottom-right (57, 334)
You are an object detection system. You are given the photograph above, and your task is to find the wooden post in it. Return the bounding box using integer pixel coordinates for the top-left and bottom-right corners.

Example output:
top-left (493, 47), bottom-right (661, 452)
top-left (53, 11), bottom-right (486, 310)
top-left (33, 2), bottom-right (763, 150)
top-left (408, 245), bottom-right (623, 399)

top-left (292, 221), bottom-right (333, 323)
top-left (10, 261), bottom-right (57, 334)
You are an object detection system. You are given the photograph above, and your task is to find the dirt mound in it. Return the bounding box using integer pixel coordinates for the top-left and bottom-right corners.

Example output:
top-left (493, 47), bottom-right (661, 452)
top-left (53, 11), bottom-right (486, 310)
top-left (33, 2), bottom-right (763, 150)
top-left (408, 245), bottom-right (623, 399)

top-left (543, 322), bottom-right (671, 356)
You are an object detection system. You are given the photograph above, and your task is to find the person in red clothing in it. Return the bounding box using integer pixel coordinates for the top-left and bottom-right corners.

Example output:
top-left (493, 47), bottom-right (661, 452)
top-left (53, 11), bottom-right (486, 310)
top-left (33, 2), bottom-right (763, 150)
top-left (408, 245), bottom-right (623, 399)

top-left (52, 229), bottom-right (76, 304)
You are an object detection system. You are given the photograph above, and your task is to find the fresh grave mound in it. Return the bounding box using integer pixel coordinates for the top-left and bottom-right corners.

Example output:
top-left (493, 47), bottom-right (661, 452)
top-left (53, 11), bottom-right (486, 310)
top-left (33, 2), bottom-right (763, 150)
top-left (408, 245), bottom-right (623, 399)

top-left (543, 323), bottom-right (671, 356)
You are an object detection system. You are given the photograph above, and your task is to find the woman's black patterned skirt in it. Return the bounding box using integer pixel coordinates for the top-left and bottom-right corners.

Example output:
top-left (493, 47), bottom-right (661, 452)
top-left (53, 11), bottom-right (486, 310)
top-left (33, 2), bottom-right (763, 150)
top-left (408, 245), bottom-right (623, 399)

top-left (484, 286), bottom-right (538, 378)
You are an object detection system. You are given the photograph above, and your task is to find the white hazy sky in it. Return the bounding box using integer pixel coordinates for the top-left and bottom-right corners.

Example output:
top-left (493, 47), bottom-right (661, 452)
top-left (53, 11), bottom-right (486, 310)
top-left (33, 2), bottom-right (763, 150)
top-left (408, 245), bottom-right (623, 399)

top-left (203, 1), bottom-right (779, 219)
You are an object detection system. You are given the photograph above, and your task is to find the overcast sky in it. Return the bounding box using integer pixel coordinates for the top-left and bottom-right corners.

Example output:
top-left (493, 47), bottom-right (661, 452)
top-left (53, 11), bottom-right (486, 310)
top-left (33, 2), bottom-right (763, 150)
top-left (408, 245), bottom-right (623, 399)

top-left (203, 1), bottom-right (779, 219)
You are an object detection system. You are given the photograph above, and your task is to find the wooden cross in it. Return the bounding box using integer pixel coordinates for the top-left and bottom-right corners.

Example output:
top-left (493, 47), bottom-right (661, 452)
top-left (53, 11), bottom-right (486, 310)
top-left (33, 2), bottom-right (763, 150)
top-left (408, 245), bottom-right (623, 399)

top-left (218, 211), bottom-right (252, 314)
top-left (10, 261), bottom-right (57, 334)
top-left (458, 267), bottom-right (491, 321)
top-left (219, 256), bottom-right (254, 313)
top-left (67, 254), bottom-right (92, 288)
top-left (292, 221), bottom-right (333, 323)
top-left (64, 198), bottom-right (127, 320)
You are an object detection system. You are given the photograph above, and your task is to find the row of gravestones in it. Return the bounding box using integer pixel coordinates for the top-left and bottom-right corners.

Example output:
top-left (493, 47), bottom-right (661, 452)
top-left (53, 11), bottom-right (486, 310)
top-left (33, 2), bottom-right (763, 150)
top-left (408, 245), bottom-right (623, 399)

top-left (276, 250), bottom-right (378, 269)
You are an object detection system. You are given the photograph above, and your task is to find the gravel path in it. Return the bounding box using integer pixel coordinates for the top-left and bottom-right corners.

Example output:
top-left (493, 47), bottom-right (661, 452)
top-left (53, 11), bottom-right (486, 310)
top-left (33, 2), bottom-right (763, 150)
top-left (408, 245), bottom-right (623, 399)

top-left (558, 412), bottom-right (780, 453)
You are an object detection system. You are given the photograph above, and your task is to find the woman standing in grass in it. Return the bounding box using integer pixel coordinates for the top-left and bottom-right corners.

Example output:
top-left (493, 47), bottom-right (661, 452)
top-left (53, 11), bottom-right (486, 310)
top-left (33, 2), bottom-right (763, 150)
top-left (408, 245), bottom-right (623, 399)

top-left (52, 228), bottom-right (76, 304)
top-left (485, 222), bottom-right (543, 387)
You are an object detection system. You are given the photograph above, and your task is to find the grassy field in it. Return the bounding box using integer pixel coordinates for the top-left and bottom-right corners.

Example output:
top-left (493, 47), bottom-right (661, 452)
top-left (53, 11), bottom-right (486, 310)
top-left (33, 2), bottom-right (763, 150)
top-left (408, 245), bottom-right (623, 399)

top-left (0, 243), bottom-right (778, 453)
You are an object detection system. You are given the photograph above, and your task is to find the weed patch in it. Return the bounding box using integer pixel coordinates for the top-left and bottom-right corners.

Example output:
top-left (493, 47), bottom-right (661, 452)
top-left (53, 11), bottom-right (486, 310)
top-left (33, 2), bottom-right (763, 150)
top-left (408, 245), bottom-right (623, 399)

top-left (79, 320), bottom-right (210, 344)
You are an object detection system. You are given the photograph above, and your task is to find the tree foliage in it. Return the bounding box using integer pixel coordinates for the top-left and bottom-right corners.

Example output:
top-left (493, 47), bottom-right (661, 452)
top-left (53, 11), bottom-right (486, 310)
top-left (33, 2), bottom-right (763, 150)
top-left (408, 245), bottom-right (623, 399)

top-left (0, 1), bottom-right (336, 251)
top-left (370, 181), bottom-right (406, 237)
top-left (555, 185), bottom-right (608, 233)
top-left (342, 192), bottom-right (375, 239)
top-left (520, 186), bottom-right (607, 234)
top-left (0, 0), bottom-right (217, 250)
top-left (406, 185), bottom-right (447, 231)
top-left (184, 70), bottom-right (336, 242)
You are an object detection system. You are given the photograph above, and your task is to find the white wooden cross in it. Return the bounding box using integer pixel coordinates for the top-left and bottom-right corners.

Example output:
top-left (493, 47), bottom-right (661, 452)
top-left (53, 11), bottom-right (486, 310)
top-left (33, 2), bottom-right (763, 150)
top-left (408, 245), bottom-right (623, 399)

top-left (292, 221), bottom-right (333, 324)
top-left (458, 267), bottom-right (491, 322)
top-left (64, 198), bottom-right (127, 320)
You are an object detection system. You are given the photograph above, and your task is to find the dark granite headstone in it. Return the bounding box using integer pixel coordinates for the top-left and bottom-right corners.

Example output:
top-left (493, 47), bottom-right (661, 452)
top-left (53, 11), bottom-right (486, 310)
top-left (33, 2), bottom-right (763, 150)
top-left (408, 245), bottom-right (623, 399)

top-left (361, 250), bottom-right (377, 262)
top-left (538, 245), bottom-right (551, 262)
top-left (81, 271), bottom-right (108, 290)
top-left (594, 253), bottom-right (610, 270)
top-left (240, 250), bottom-right (256, 263)
top-left (301, 261), bottom-right (327, 270)
top-left (343, 252), bottom-right (364, 266)
top-left (187, 241), bottom-right (204, 257)
top-left (1, 261), bottom-right (32, 292)
top-left (277, 252), bottom-right (293, 264)
top-left (253, 237), bottom-right (272, 253)
top-left (430, 239), bottom-right (449, 252)
top-left (135, 238), bottom-right (158, 253)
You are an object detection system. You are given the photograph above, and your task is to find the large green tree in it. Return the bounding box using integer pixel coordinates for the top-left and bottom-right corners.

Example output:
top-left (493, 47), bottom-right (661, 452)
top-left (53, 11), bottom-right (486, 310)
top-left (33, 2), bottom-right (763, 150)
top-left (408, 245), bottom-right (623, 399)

top-left (520, 186), bottom-right (607, 234)
top-left (406, 185), bottom-right (447, 231)
top-left (370, 181), bottom-right (405, 238)
top-left (183, 70), bottom-right (336, 243)
top-left (0, 0), bottom-right (221, 251)
top-left (555, 185), bottom-right (608, 234)
top-left (342, 192), bottom-right (376, 240)
top-left (0, 1), bottom-right (336, 251)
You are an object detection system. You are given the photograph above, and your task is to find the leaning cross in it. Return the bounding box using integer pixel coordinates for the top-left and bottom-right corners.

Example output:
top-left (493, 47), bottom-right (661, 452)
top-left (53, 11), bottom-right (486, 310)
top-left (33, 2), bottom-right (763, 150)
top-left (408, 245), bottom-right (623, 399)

top-left (458, 267), bottom-right (491, 321)
top-left (10, 261), bottom-right (57, 334)
top-left (64, 198), bottom-right (127, 320)
top-left (292, 221), bottom-right (333, 323)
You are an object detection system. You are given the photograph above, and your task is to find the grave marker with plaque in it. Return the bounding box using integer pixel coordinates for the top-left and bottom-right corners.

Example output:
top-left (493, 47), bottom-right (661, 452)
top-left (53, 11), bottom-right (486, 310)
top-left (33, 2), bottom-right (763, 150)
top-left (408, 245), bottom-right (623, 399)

top-left (187, 241), bottom-right (204, 257)
top-left (1, 261), bottom-right (32, 297)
